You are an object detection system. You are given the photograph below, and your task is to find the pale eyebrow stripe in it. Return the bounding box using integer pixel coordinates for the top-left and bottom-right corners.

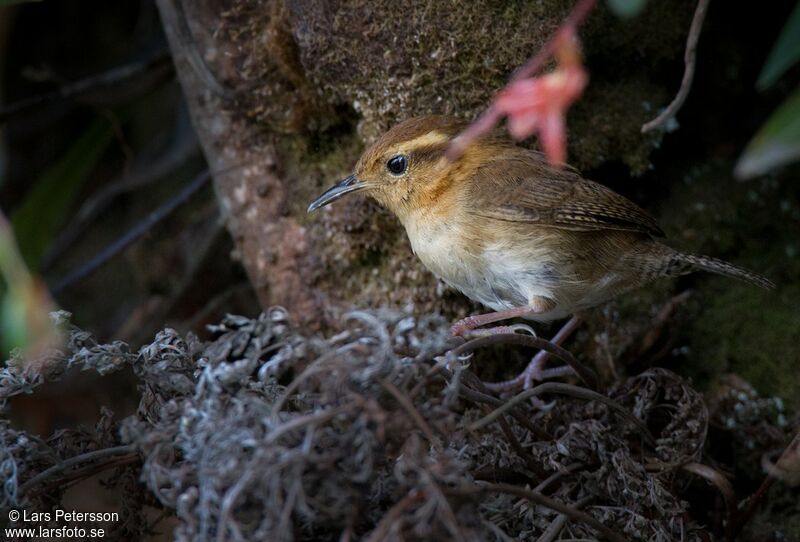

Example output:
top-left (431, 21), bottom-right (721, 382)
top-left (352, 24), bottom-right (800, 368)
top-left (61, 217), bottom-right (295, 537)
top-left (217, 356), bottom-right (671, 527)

top-left (402, 131), bottom-right (450, 152)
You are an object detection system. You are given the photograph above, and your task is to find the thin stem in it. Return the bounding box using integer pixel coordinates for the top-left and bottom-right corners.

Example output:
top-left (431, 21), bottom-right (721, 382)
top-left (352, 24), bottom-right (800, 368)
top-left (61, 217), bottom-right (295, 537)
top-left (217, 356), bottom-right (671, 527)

top-left (34, 454), bottom-right (141, 498)
top-left (264, 407), bottom-right (344, 446)
top-left (534, 462), bottom-right (584, 493)
top-left (465, 372), bottom-right (546, 472)
top-left (366, 489), bottom-right (427, 542)
top-left (446, 0), bottom-right (598, 160)
top-left (379, 378), bottom-right (440, 446)
top-left (42, 134), bottom-right (200, 268)
top-left (20, 445), bottom-right (138, 495)
top-left (510, 0), bottom-right (598, 83)
top-left (468, 382), bottom-right (655, 445)
top-left (681, 462), bottom-right (737, 541)
top-left (0, 52), bottom-right (173, 125)
top-left (50, 171), bottom-right (211, 295)
top-left (446, 482), bottom-right (626, 542)
top-left (457, 369), bottom-right (546, 438)
top-left (641, 0), bottom-right (711, 132)
top-left (537, 495), bottom-right (593, 542)
top-left (732, 429), bottom-right (800, 538)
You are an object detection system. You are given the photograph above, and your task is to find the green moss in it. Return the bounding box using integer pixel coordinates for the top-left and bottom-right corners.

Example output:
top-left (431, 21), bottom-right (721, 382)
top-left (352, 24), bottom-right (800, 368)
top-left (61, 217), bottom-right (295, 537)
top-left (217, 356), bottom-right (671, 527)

top-left (226, 0), bottom-right (690, 169)
top-left (274, 125), bottom-right (364, 220)
top-left (688, 283), bottom-right (800, 409)
top-left (568, 78), bottom-right (667, 174)
top-left (655, 161), bottom-right (800, 409)
top-left (746, 483), bottom-right (800, 540)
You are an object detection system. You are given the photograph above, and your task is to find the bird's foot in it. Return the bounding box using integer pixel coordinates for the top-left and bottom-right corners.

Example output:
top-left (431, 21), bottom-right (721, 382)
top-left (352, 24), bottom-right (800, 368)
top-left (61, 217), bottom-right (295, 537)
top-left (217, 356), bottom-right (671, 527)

top-left (450, 315), bottom-right (482, 337)
top-left (480, 315), bottom-right (583, 404)
top-left (522, 356), bottom-right (575, 389)
top-left (450, 303), bottom-right (550, 336)
top-left (481, 356), bottom-right (575, 410)
top-left (461, 323), bottom-right (537, 337)
top-left (482, 354), bottom-right (574, 393)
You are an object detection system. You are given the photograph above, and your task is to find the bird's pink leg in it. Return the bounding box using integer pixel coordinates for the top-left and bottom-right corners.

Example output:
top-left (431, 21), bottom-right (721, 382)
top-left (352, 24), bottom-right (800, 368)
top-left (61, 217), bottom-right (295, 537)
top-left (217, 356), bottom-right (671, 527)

top-left (450, 306), bottom-right (536, 336)
top-left (483, 314), bottom-right (583, 393)
top-left (465, 323), bottom-right (537, 337)
top-left (450, 296), bottom-right (556, 336)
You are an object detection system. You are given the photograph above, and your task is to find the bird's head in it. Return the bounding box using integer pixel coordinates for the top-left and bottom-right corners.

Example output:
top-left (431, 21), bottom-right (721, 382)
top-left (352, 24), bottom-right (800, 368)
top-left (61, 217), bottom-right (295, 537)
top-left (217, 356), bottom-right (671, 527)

top-left (308, 115), bottom-right (495, 221)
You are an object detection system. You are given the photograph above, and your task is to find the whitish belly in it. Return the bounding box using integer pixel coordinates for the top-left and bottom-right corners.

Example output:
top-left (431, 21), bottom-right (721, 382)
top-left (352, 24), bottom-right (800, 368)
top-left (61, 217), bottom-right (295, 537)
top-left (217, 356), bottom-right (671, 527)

top-left (480, 239), bottom-right (562, 315)
top-left (406, 221), bottom-right (567, 318)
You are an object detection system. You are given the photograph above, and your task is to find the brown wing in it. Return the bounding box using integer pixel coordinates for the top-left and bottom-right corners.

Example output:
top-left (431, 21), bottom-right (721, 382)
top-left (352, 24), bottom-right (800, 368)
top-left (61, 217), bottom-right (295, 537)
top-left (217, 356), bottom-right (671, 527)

top-left (467, 153), bottom-right (664, 237)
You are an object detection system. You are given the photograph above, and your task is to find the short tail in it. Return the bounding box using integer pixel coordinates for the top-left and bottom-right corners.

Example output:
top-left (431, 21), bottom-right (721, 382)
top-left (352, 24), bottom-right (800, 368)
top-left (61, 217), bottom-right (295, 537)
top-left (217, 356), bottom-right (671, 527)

top-left (669, 252), bottom-right (775, 290)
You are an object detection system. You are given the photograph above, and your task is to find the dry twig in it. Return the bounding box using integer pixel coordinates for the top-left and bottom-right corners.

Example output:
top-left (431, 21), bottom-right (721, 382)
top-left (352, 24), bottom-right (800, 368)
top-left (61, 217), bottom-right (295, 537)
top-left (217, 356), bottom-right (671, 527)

top-left (446, 483), bottom-right (626, 542)
top-left (733, 430), bottom-right (800, 538)
top-left (468, 382), bottom-right (655, 445)
top-left (641, 0), bottom-right (711, 132)
top-left (681, 462), bottom-right (737, 541)
top-left (379, 378), bottom-right (440, 447)
top-left (50, 171), bottom-right (211, 295)
top-left (0, 52), bottom-right (173, 124)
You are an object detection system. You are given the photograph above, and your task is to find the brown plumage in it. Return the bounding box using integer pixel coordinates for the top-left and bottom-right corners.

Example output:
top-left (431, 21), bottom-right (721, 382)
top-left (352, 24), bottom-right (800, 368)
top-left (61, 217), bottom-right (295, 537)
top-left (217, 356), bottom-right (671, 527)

top-left (308, 115), bottom-right (773, 334)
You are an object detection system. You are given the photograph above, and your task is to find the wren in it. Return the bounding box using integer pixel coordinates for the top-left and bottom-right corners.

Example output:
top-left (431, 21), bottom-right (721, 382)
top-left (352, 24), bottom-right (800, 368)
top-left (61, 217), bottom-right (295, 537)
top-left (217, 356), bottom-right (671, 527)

top-left (308, 116), bottom-right (772, 338)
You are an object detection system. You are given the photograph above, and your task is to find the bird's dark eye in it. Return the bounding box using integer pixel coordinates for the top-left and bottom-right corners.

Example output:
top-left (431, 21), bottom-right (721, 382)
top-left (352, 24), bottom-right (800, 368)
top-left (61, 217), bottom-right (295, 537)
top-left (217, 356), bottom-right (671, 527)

top-left (386, 155), bottom-right (408, 175)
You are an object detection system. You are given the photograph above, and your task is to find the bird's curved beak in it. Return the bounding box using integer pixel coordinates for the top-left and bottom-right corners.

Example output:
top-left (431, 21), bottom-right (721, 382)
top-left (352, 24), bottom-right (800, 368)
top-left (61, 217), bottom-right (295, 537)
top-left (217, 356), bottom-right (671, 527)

top-left (307, 175), bottom-right (367, 213)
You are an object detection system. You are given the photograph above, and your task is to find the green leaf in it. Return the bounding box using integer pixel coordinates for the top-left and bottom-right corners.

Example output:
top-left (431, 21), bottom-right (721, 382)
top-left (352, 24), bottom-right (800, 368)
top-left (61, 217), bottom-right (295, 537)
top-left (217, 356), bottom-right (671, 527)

top-left (735, 88), bottom-right (800, 179)
top-left (607, 0), bottom-right (648, 18)
top-left (757, 1), bottom-right (800, 90)
top-left (0, 224), bottom-right (26, 353)
top-left (1, 289), bottom-right (30, 354)
top-left (11, 117), bottom-right (114, 269)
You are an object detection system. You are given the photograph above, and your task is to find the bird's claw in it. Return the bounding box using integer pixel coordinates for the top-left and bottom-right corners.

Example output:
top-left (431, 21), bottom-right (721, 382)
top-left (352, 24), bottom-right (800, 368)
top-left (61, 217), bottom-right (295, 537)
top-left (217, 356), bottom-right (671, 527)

top-left (450, 316), bottom-right (479, 337)
top-left (455, 323), bottom-right (538, 338)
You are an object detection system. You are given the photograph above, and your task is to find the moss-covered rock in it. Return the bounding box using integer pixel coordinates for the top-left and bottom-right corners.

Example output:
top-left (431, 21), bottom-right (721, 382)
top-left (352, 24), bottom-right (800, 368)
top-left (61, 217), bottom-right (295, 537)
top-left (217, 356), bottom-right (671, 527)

top-left (226, 0), bottom-right (690, 170)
